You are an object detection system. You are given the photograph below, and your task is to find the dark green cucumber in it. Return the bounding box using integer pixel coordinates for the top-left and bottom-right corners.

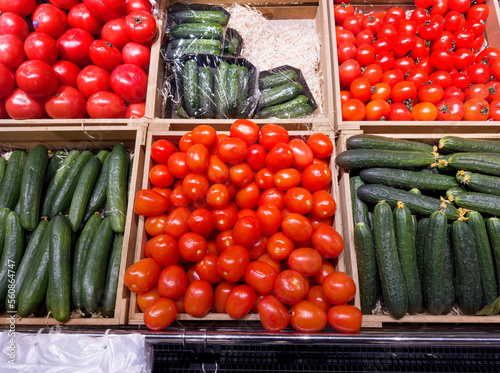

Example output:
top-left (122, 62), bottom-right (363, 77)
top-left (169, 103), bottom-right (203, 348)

top-left (353, 222), bottom-right (378, 315)
top-left (347, 135), bottom-right (434, 152)
top-left (350, 176), bottom-right (370, 227)
top-left (336, 149), bottom-right (436, 170)
top-left (19, 144), bottom-right (49, 231)
top-left (437, 154), bottom-right (455, 172)
top-left (44, 150), bottom-right (66, 187)
top-left (0, 157), bottom-right (5, 186)
top-left (439, 136), bottom-right (500, 153)
top-left (451, 220), bottom-right (482, 315)
top-left (0, 150), bottom-right (26, 210)
top-left (373, 202), bottom-right (408, 319)
top-left (0, 208), bottom-right (10, 258)
top-left (415, 218), bottom-right (429, 291)
top-left (170, 23), bottom-right (224, 39)
top-left (8, 219), bottom-right (48, 311)
top-left (255, 96), bottom-right (311, 119)
top-left (68, 157), bottom-right (101, 232)
top-left (357, 184), bottom-right (460, 220)
top-left (199, 67), bottom-right (214, 118)
top-left (128, 154), bottom-right (134, 197)
top-left (101, 233), bottom-right (124, 317)
top-left (41, 149), bottom-right (80, 217)
top-left (446, 186), bottom-right (467, 201)
top-left (457, 170), bottom-right (500, 196)
top-left (423, 211), bottom-right (448, 315)
top-left (466, 211), bottom-right (498, 305)
top-left (107, 144), bottom-right (129, 233)
top-left (17, 219), bottom-right (53, 317)
top-left (409, 188), bottom-right (422, 195)
top-left (167, 44), bottom-right (220, 60)
top-left (170, 38), bottom-right (222, 49)
top-left (47, 215), bottom-right (72, 322)
top-left (454, 192), bottom-right (500, 216)
top-left (226, 64), bottom-right (239, 117)
top-left (448, 153), bottom-right (500, 176)
top-left (487, 218), bottom-right (500, 293)
top-left (258, 82), bottom-right (303, 109)
top-left (359, 168), bottom-right (459, 191)
top-left (215, 61), bottom-right (229, 118)
top-left (171, 10), bottom-right (228, 25)
top-left (96, 150), bottom-right (109, 163)
top-left (394, 202), bottom-right (422, 315)
top-left (0, 212), bottom-right (24, 304)
top-left (183, 59), bottom-right (199, 117)
top-left (236, 66), bottom-right (249, 118)
top-left (258, 70), bottom-right (298, 90)
top-left (73, 214), bottom-right (102, 310)
top-left (81, 218), bottom-right (114, 313)
top-left (83, 154), bottom-right (111, 223)
top-left (420, 166), bottom-right (440, 175)
top-left (442, 224), bottom-right (455, 314)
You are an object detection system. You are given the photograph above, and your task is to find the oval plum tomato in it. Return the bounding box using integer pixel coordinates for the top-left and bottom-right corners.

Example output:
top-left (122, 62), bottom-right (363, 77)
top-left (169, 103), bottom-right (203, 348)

top-left (412, 102), bottom-right (438, 120)
top-left (212, 203), bottom-right (237, 231)
top-left (188, 208), bottom-right (215, 235)
top-left (44, 86), bottom-right (86, 119)
top-left (255, 168), bottom-right (274, 189)
top-left (306, 285), bottom-right (332, 313)
top-left (349, 77), bottom-right (371, 102)
top-left (488, 99), bottom-right (500, 120)
top-left (145, 214), bottom-right (168, 237)
top-left (467, 63), bottom-right (491, 84)
top-left (418, 83), bottom-right (444, 104)
top-left (274, 270), bottom-right (308, 305)
top-left (206, 183), bottom-right (230, 209)
top-left (229, 162), bottom-right (253, 187)
top-left (217, 137), bottom-right (249, 163)
top-left (244, 144), bottom-right (267, 171)
top-left (0, 0), bottom-right (36, 18)
top-left (339, 59), bottom-right (361, 86)
top-left (340, 91), bottom-right (351, 105)
top-left (225, 285), bottom-right (256, 319)
top-left (151, 139), bottom-right (177, 164)
top-left (149, 164), bottom-right (174, 188)
top-left (467, 4), bottom-right (489, 22)
top-left (57, 28), bottom-right (95, 68)
top-left (228, 119), bottom-right (258, 146)
top-left (186, 143), bottom-right (209, 173)
top-left (471, 34), bottom-right (485, 53)
top-left (314, 261), bottom-right (336, 285)
top-left (312, 225), bottom-right (343, 258)
top-left (290, 300), bottom-right (327, 333)
top-left (164, 207), bottom-right (190, 239)
top-left (134, 189), bottom-right (169, 216)
top-left (158, 265), bottom-right (187, 299)
top-left (247, 236), bottom-right (268, 260)
top-left (256, 204), bottom-right (282, 236)
top-left (68, 3), bottom-right (105, 35)
top-left (0, 12), bottom-right (28, 41)
top-left (267, 231), bottom-right (294, 260)
top-left (76, 65), bottom-right (111, 98)
top-left (24, 32), bottom-right (58, 65)
top-left (87, 91), bottom-right (126, 118)
top-left (31, 4), bottom-right (66, 39)
top-left (259, 123), bottom-right (289, 151)
top-left (288, 139), bottom-right (313, 169)
top-left (389, 102), bottom-right (412, 121)
top-left (323, 271), bottom-right (356, 305)
top-left (301, 163), bottom-right (332, 192)
top-left (83, 0), bottom-right (125, 22)
top-left (436, 98), bottom-right (465, 121)
top-left (110, 63), bottom-right (147, 103)
top-left (0, 34), bottom-right (24, 69)
top-left (144, 297), bottom-right (177, 331)
top-left (89, 39), bottom-right (122, 71)
top-left (284, 187), bottom-right (313, 215)
top-left (311, 190), bottom-right (336, 219)
top-left (217, 245), bottom-right (250, 282)
top-left (178, 232), bottom-right (207, 262)
top-left (274, 168), bottom-right (302, 191)
top-left (216, 230), bottom-right (235, 253)
top-left (5, 88), bottom-right (45, 119)
top-left (124, 257), bottom-right (161, 293)
top-left (213, 281), bottom-right (235, 313)
top-left (184, 280), bottom-right (213, 317)
top-left (288, 247), bottom-right (322, 277)
top-left (244, 261), bottom-right (277, 295)
top-left (328, 305), bottom-right (362, 333)
top-left (137, 285), bottom-right (160, 312)
top-left (101, 18), bottom-right (131, 50)
top-left (0, 64), bottom-right (14, 99)
top-left (365, 99), bottom-right (391, 121)
top-left (258, 295), bottom-right (290, 332)
top-left (342, 98), bottom-right (365, 121)
top-left (281, 213), bottom-right (313, 242)
top-left (391, 81), bottom-right (417, 103)
top-left (233, 216), bottom-right (261, 247)
top-left (463, 98), bottom-right (489, 121)
top-left (206, 155), bottom-right (229, 183)
top-left (307, 133), bottom-right (333, 158)
top-left (16, 60), bottom-right (58, 98)
top-left (182, 173), bottom-right (209, 201)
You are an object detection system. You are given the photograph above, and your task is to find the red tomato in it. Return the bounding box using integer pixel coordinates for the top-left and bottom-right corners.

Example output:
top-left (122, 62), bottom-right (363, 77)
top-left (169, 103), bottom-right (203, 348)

top-left (157, 265), bottom-right (187, 299)
top-left (418, 83), bottom-right (444, 104)
top-left (215, 229), bottom-right (235, 253)
top-left (235, 183), bottom-right (260, 209)
top-left (124, 257), bottom-right (161, 293)
top-left (256, 204), bottom-right (282, 237)
top-left (144, 298), bottom-right (177, 331)
top-left (362, 64), bottom-right (383, 85)
top-left (265, 143), bottom-right (294, 172)
top-left (314, 261), bottom-right (336, 285)
top-left (52, 60), bottom-right (80, 88)
top-left (244, 144), bottom-right (266, 172)
top-left (255, 168), bottom-right (274, 189)
top-left (121, 42), bottom-right (150, 70)
top-left (217, 137), bottom-right (249, 164)
top-left (87, 91), bottom-right (126, 118)
top-left (281, 213), bottom-right (313, 242)
top-left (217, 245), bottom-right (250, 282)
top-left (49, 0), bottom-right (79, 9)
top-left (259, 124), bottom-right (289, 151)
top-left (151, 139), bottom-right (177, 164)
top-left (101, 18), bottom-right (131, 50)
top-left (196, 253), bottom-right (223, 283)
top-left (287, 139), bottom-right (313, 170)
top-left (89, 39), bottom-right (122, 71)
top-left (77, 65), bottom-right (111, 99)
top-left (225, 284), bottom-right (256, 319)
top-left (137, 285), bottom-right (160, 312)
top-left (267, 231), bottom-right (294, 260)
top-left (125, 101), bottom-right (146, 118)
top-left (274, 168), bottom-right (301, 191)
top-left (311, 225), bottom-right (343, 258)
top-left (288, 247), bottom-right (322, 277)
top-left (365, 99), bottom-right (391, 121)
top-left (232, 216), bottom-right (261, 247)
top-left (464, 98), bottom-right (489, 121)
top-left (185, 143), bottom-right (209, 173)
top-left (212, 204), bottom-right (237, 231)
top-left (126, 0), bottom-right (152, 13)
top-left (244, 261), bottom-right (277, 295)
top-left (467, 4), bottom-right (489, 21)
top-left (342, 98), bottom-right (366, 121)
top-left (184, 280), bottom-right (213, 317)
top-left (355, 44), bottom-right (376, 67)
top-left (44, 86), bottom-right (86, 119)
top-left (178, 232), bottom-right (207, 262)
top-left (337, 42), bottom-right (356, 65)
top-left (149, 234), bottom-right (179, 267)
top-left (290, 300), bottom-right (327, 332)
top-left (134, 189), bottom-right (169, 216)
top-left (283, 187), bottom-right (313, 215)
top-left (0, 0), bottom-right (36, 18)
top-left (247, 236), bottom-right (268, 260)
top-left (465, 84), bottom-right (489, 101)
top-left (213, 281), bottom-right (235, 313)
top-left (182, 173), bottom-right (209, 200)
top-left (0, 12), bottom-right (29, 41)
top-left (274, 270), bottom-right (308, 305)
top-left (467, 63), bottom-right (491, 85)
top-left (5, 88), bottom-right (45, 119)
top-left (334, 3), bottom-right (355, 24)
top-left (83, 0), bottom-right (125, 22)
top-left (145, 214), bottom-right (168, 237)
top-left (306, 285), bottom-right (332, 313)
top-left (301, 163), bottom-right (332, 192)
top-left (228, 162), bottom-right (253, 187)
top-left (328, 305), bottom-right (362, 333)
top-left (149, 164), bottom-right (173, 188)
top-left (227, 120), bottom-right (258, 146)
top-left (31, 4), bottom-right (66, 39)
top-left (258, 295), bottom-right (290, 332)
top-left (68, 3), bottom-right (104, 35)
top-left (205, 183), bottom-right (229, 210)
top-left (0, 64), bottom-right (14, 99)
top-left (311, 190), bottom-right (336, 219)
top-left (164, 207), bottom-right (190, 239)
top-left (436, 98), bottom-right (465, 121)
top-left (323, 271), bottom-right (356, 305)
top-left (204, 155), bottom-right (228, 184)
top-left (125, 11), bottom-right (156, 43)
top-left (110, 63), bottom-right (147, 103)
top-left (339, 59), bottom-right (361, 86)
top-left (355, 29), bottom-right (374, 46)
top-left (24, 32), bottom-right (58, 65)
top-left (57, 28), bottom-right (95, 68)
top-left (15, 60), bottom-right (57, 98)
top-left (488, 99), bottom-right (500, 120)
top-left (412, 102), bottom-right (438, 121)
top-left (349, 77), bottom-right (371, 102)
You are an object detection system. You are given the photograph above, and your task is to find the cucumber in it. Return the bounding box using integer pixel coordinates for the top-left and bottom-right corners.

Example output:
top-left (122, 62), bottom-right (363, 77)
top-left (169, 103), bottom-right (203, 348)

top-left (423, 211), bottom-right (447, 315)
top-left (68, 157), bottom-right (102, 232)
top-left (439, 136), bottom-right (500, 153)
top-left (13, 200), bottom-right (20, 216)
top-left (448, 153), bottom-right (500, 176)
top-left (451, 220), bottom-right (482, 315)
top-left (17, 219), bottom-right (53, 317)
top-left (350, 176), bottom-right (370, 227)
top-left (170, 23), bottom-right (224, 39)
top-left (0, 208), bottom-right (10, 258)
top-left (0, 157), bottom-right (5, 186)
top-left (7, 219), bottom-right (48, 311)
top-left (199, 67), bottom-right (214, 118)
top-left (258, 70), bottom-right (298, 90)
top-left (446, 186), bottom-right (467, 201)
top-left (41, 149), bottom-right (80, 217)
top-left (258, 82), bottom-right (303, 109)
top-left (373, 202), bottom-right (408, 319)
top-left (19, 145), bottom-right (49, 231)
top-left (170, 38), bottom-right (222, 49)
top-left (171, 10), bottom-right (228, 25)
top-left (437, 154), bottom-right (455, 172)
top-left (409, 188), bottom-right (422, 195)
top-left (183, 59), bottom-right (199, 117)
top-left (167, 44), bottom-right (221, 60)
top-left (466, 211), bottom-right (498, 305)
top-left (224, 35), bottom-right (239, 55)
top-left (442, 224), bottom-right (455, 314)
top-left (457, 170), bottom-right (500, 196)
top-left (96, 150), bottom-right (109, 163)
top-left (255, 96), bottom-right (311, 119)
top-left (394, 202), bottom-right (422, 315)
top-left (420, 166), bottom-right (440, 175)
top-left (347, 135), bottom-right (434, 152)
top-left (454, 192), bottom-right (500, 216)
top-left (0, 212), bottom-right (24, 304)
top-left (226, 64), bottom-right (239, 117)
top-left (357, 184), bottom-right (460, 220)
top-left (236, 66), bottom-right (249, 118)
top-left (44, 150), bottom-right (66, 187)
top-left (336, 149), bottom-right (436, 170)
top-left (415, 218), bottom-right (430, 291)
top-left (359, 168), bottom-right (459, 191)
top-left (487, 218), bottom-right (500, 293)
top-left (83, 153), bottom-right (111, 223)
top-left (215, 61), bottom-right (229, 118)
top-left (353, 222), bottom-right (378, 315)
top-left (81, 218), bottom-right (114, 313)
top-left (177, 106), bottom-right (189, 118)
top-left (107, 144), bottom-right (129, 233)
top-left (47, 215), bottom-right (72, 322)
top-left (73, 214), bottom-right (102, 310)
top-left (101, 233), bottom-right (124, 317)
top-left (128, 154), bottom-right (134, 196)
top-left (0, 150), bottom-right (26, 210)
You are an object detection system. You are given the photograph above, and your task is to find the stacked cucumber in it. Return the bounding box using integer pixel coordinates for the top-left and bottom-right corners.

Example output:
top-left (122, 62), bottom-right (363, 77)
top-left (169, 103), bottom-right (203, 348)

top-left (0, 144), bottom-right (130, 322)
top-left (167, 10), bottom-right (228, 60)
top-left (180, 59), bottom-right (250, 119)
top-left (255, 70), bottom-right (314, 119)
top-left (223, 29), bottom-right (240, 56)
top-left (336, 135), bottom-right (500, 318)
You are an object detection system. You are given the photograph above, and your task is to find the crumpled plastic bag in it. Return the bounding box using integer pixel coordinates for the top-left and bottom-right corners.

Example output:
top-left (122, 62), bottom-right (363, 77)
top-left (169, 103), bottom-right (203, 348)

top-left (0, 327), bottom-right (153, 373)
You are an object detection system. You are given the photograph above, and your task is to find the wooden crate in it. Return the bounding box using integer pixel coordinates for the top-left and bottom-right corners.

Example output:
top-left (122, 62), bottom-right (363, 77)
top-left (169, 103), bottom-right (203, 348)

top-left (336, 131), bottom-right (500, 328)
top-left (128, 129), bottom-right (345, 324)
top-left (0, 125), bottom-right (147, 325)
top-left (148, 0), bottom-right (334, 130)
top-left (329, 0), bottom-right (500, 132)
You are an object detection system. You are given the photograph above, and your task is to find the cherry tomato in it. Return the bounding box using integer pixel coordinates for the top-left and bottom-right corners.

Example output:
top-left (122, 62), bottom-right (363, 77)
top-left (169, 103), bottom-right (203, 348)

top-left (365, 99), bottom-right (391, 121)
top-left (183, 280), bottom-right (213, 317)
top-left (389, 102), bottom-right (412, 121)
top-left (212, 203), bottom-right (237, 231)
top-left (124, 257), bottom-right (161, 293)
top-left (467, 63), bottom-right (491, 84)
top-left (290, 300), bottom-right (327, 332)
top-left (362, 64), bottom-right (383, 85)
top-left (412, 102), bottom-right (438, 121)
top-left (328, 305), bottom-right (363, 333)
top-left (144, 298), bottom-right (177, 331)
top-left (151, 139), bottom-right (177, 164)
top-left (436, 98), bottom-right (465, 121)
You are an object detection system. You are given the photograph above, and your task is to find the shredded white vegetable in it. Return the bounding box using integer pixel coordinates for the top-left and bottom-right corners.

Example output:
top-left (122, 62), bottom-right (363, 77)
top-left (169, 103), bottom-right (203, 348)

top-left (226, 4), bottom-right (324, 115)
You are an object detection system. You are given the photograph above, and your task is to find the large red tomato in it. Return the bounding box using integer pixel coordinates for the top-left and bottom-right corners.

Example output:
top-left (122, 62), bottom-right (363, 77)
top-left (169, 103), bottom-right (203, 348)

top-left (0, 12), bottom-right (29, 41)
top-left (15, 60), bottom-right (58, 98)
top-left (86, 91), bottom-right (126, 118)
top-left (89, 39), bottom-right (123, 71)
top-left (24, 32), bottom-right (58, 65)
top-left (125, 11), bottom-right (156, 44)
top-left (110, 63), bottom-right (147, 103)
top-left (0, 34), bottom-right (25, 69)
top-left (0, 63), bottom-right (15, 98)
top-left (31, 4), bottom-right (67, 39)
top-left (57, 28), bottom-right (95, 68)
top-left (0, 0), bottom-right (36, 17)
top-left (5, 88), bottom-right (45, 119)
top-left (101, 18), bottom-right (131, 50)
top-left (122, 42), bottom-right (151, 70)
top-left (77, 65), bottom-right (111, 99)
top-left (68, 4), bottom-right (104, 35)
top-left (44, 86), bottom-right (86, 119)
top-left (83, 0), bottom-right (125, 22)
top-left (52, 60), bottom-right (80, 88)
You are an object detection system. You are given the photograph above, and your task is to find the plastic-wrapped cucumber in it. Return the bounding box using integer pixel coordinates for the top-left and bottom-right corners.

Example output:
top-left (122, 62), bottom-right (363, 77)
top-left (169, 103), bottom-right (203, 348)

top-left (258, 82), bottom-right (303, 109)
top-left (224, 36), bottom-right (240, 55)
top-left (167, 44), bottom-right (220, 60)
top-left (226, 64), bottom-right (239, 117)
top-left (199, 67), bottom-right (214, 118)
top-left (170, 38), bottom-right (222, 49)
top-left (171, 10), bottom-right (228, 26)
top-left (237, 66), bottom-right (249, 118)
top-left (215, 62), bottom-right (229, 118)
top-left (255, 95), bottom-right (308, 119)
top-left (258, 70), bottom-right (298, 90)
top-left (183, 59), bottom-right (199, 117)
top-left (170, 23), bottom-right (224, 39)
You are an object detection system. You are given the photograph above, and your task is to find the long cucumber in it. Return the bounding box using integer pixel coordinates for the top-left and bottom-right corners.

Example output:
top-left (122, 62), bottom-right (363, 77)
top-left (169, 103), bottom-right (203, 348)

top-left (83, 154), bottom-right (111, 223)
top-left (359, 168), bottom-right (459, 191)
top-left (353, 222), bottom-right (378, 314)
top-left (0, 150), bottom-right (26, 210)
top-left (487, 218), bottom-right (500, 294)
top-left (107, 144), bottom-right (129, 233)
top-left (336, 149), bottom-right (436, 170)
top-left (101, 233), bottom-right (124, 317)
top-left (0, 212), bottom-right (24, 305)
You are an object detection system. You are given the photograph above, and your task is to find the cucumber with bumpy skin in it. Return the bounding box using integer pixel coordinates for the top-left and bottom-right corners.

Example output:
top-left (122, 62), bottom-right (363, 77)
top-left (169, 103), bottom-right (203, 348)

top-left (258, 82), bottom-right (303, 109)
top-left (0, 157), bottom-right (5, 186)
top-left (226, 64), bottom-right (239, 117)
top-left (259, 70), bottom-right (298, 90)
top-left (170, 23), bottom-right (224, 39)
top-left (442, 224), bottom-right (455, 314)
top-left (171, 10), bottom-right (228, 25)
top-left (439, 136), bottom-right (500, 153)
top-left (415, 218), bottom-right (429, 290)
top-left (183, 59), bottom-right (199, 117)
top-left (101, 233), bottom-right (124, 317)
top-left (456, 170), bottom-right (500, 196)
top-left (255, 95), bottom-right (310, 119)
top-left (347, 135), bottom-right (434, 152)
top-left (409, 188), bottom-right (422, 195)
top-left (83, 154), bottom-right (110, 223)
top-left (0, 150), bottom-right (26, 210)
top-left (199, 67), bottom-right (214, 119)
top-left (236, 66), bottom-right (249, 118)
top-left (448, 153), bottom-right (500, 176)
top-left (455, 192), bottom-right (500, 216)
top-left (354, 222), bottom-right (378, 315)
top-left (0, 208), bottom-right (9, 258)
top-left (487, 218), bottom-right (500, 293)
top-left (0, 212), bottom-right (24, 304)
top-left (107, 144), bottom-right (129, 233)
top-left (336, 149), bottom-right (436, 170)
top-left (167, 44), bottom-right (221, 60)
top-left (170, 38), bottom-right (222, 49)
top-left (359, 168), bottom-right (459, 191)
top-left (446, 186), bottom-right (467, 201)
top-left (215, 62), bottom-right (229, 118)
top-left (350, 176), bottom-right (370, 227)
top-left (44, 150), bottom-right (66, 187)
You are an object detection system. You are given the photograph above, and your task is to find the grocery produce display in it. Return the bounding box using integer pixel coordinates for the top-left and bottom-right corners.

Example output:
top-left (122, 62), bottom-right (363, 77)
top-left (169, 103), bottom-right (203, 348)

top-left (337, 134), bottom-right (500, 318)
top-left (334, 0), bottom-right (500, 121)
top-left (1, 143), bottom-right (131, 322)
top-left (125, 121), bottom-right (363, 333)
top-left (0, 0), bottom-right (156, 119)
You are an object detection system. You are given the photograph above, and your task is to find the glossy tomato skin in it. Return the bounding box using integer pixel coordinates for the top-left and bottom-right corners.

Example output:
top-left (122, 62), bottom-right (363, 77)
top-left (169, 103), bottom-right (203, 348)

top-left (225, 284), bottom-right (257, 319)
top-left (217, 245), bottom-right (250, 282)
top-left (290, 300), bottom-right (328, 333)
top-left (51, 60), bottom-right (79, 88)
top-left (274, 269), bottom-right (308, 305)
top-left (144, 298), bottom-right (177, 331)
top-left (306, 285), bottom-right (332, 313)
top-left (288, 139), bottom-right (314, 169)
top-left (389, 103), bottom-right (413, 121)
top-left (312, 225), bottom-right (344, 258)
top-left (233, 216), bottom-right (261, 247)
top-left (5, 88), bottom-right (45, 119)
top-left (89, 39), bottom-right (123, 71)
top-left (213, 280), bottom-right (235, 313)
top-left (149, 234), bottom-right (179, 267)
top-left (151, 139), bottom-right (177, 164)
top-left (145, 214), bottom-right (168, 236)
top-left (31, 4), bottom-right (66, 39)
top-left (464, 98), bottom-right (489, 120)
top-left (164, 207), bottom-right (190, 239)
top-left (16, 60), bottom-right (58, 98)
top-left (44, 86), bottom-right (87, 119)
top-left (314, 261), bottom-right (336, 285)
top-left (83, 0), bottom-right (125, 22)
top-left (436, 98), bottom-right (465, 121)
top-left (0, 63), bottom-right (15, 98)
top-left (0, 0), bottom-right (36, 18)
top-left (134, 189), bottom-right (169, 216)
top-left (259, 124), bottom-right (289, 151)
top-left (124, 257), bottom-right (161, 293)
top-left (57, 28), bottom-right (95, 68)
top-left (137, 285), bottom-right (160, 312)
top-left (196, 253), bottom-right (223, 283)
top-left (281, 213), bottom-right (313, 242)
top-left (68, 3), bottom-right (105, 35)
top-left (217, 137), bottom-right (249, 164)
top-left (87, 91), bottom-right (126, 118)
top-left (328, 305), bottom-right (362, 333)
top-left (283, 187), bottom-right (313, 215)
top-left (77, 65), bottom-right (111, 98)
top-left (101, 18), bottom-right (131, 49)
top-left (258, 295), bottom-right (290, 332)
top-left (244, 260), bottom-right (277, 295)
top-left (158, 265), bottom-right (188, 299)
top-left (125, 101), bottom-right (146, 118)
top-left (125, 11), bottom-right (157, 44)
top-left (301, 163), bottom-right (332, 192)
top-left (110, 63), bottom-right (148, 103)
top-left (288, 247), bottom-right (323, 277)
top-left (122, 42), bottom-right (151, 70)
top-left (0, 12), bottom-right (29, 41)
top-left (323, 271), bottom-right (356, 305)
top-left (183, 280), bottom-right (213, 317)
top-left (342, 98), bottom-right (365, 121)
top-left (24, 32), bottom-right (58, 65)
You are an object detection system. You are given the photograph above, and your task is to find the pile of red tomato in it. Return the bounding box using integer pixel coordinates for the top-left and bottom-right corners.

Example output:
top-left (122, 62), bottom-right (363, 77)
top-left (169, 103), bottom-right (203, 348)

top-left (0, 0), bottom-right (155, 119)
top-left (124, 121), bottom-right (362, 333)
top-left (335, 0), bottom-right (500, 121)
